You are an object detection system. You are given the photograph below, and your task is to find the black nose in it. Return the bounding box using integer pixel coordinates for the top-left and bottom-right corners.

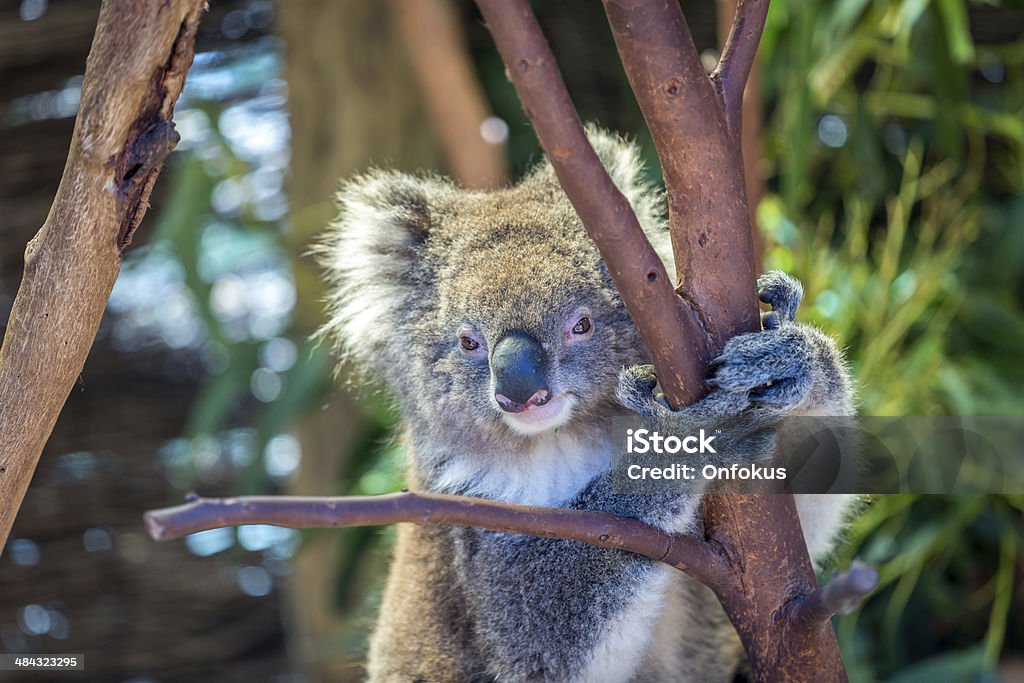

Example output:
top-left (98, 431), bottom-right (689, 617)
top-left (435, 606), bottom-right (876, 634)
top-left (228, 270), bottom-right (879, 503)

top-left (491, 332), bottom-right (550, 411)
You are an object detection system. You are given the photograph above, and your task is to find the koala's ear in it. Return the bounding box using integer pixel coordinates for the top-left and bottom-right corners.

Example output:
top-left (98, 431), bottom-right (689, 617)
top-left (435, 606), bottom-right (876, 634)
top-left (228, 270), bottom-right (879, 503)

top-left (316, 170), bottom-right (451, 371)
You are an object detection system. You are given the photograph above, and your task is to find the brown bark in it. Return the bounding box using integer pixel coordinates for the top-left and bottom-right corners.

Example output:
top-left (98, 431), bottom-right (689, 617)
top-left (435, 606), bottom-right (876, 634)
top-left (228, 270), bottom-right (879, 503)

top-left (603, 0), bottom-right (761, 364)
top-left (0, 0), bottom-right (205, 549)
top-left (146, 2), bottom-right (871, 677)
top-left (716, 0), bottom-right (767, 269)
top-left (390, 0), bottom-right (507, 190)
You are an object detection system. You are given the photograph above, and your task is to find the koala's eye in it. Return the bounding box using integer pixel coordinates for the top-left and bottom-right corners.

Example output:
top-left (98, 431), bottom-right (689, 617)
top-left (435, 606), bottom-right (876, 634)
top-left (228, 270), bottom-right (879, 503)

top-left (460, 336), bottom-right (480, 351)
top-left (572, 317), bottom-right (592, 335)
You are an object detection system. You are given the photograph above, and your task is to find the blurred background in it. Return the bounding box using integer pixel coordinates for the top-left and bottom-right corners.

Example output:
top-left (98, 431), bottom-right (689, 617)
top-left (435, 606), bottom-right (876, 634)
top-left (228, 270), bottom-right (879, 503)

top-left (1, 0), bottom-right (1022, 681)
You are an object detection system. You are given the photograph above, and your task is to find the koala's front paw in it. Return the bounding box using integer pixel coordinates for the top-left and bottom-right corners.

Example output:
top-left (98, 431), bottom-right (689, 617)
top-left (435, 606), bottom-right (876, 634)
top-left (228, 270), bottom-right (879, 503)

top-left (708, 326), bottom-right (814, 416)
top-left (617, 364), bottom-right (670, 417)
top-left (758, 271), bottom-right (803, 330)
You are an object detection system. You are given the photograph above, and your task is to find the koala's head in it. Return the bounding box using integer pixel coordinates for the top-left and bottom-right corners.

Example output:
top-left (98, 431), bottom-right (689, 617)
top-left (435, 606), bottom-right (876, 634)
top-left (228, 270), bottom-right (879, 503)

top-left (318, 129), bottom-right (669, 442)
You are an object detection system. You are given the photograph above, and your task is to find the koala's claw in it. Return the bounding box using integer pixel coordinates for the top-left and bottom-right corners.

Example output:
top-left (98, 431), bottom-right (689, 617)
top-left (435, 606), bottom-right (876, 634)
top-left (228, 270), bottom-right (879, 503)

top-left (617, 364), bottom-right (668, 417)
top-left (757, 271), bottom-right (803, 326)
top-left (761, 310), bottom-right (782, 330)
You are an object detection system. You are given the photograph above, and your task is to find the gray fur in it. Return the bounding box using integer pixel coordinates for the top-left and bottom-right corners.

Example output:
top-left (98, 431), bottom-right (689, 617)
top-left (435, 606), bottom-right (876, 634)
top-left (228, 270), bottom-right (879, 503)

top-left (318, 129), bottom-right (855, 682)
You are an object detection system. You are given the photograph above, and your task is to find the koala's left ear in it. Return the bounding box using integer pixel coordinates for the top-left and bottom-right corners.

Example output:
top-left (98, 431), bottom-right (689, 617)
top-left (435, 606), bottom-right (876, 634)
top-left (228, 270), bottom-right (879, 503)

top-left (315, 170), bottom-right (453, 372)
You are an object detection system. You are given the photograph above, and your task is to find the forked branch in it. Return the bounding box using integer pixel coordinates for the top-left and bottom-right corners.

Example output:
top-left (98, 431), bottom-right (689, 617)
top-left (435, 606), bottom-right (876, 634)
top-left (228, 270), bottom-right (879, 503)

top-left (603, 0), bottom-right (760, 359)
top-left (142, 2), bottom-right (872, 680)
top-left (144, 492), bottom-right (874, 624)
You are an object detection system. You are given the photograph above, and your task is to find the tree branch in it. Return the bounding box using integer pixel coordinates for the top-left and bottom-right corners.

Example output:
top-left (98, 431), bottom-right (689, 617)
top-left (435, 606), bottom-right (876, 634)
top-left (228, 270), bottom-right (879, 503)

top-left (790, 562), bottom-right (879, 631)
top-left (710, 0), bottom-right (770, 124)
top-left (145, 492), bottom-right (728, 584)
top-left (390, 0), bottom-right (507, 190)
top-left (0, 0), bottom-right (205, 548)
top-left (716, 0), bottom-right (767, 270)
top-left (130, 4), bottom-right (864, 680)
top-left (473, 0), bottom-right (706, 408)
top-left (603, 0), bottom-right (759, 364)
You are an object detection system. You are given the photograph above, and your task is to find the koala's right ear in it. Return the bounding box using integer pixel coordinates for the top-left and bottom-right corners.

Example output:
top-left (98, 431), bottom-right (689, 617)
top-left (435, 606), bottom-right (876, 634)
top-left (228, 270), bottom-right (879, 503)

top-left (315, 170), bottom-right (451, 371)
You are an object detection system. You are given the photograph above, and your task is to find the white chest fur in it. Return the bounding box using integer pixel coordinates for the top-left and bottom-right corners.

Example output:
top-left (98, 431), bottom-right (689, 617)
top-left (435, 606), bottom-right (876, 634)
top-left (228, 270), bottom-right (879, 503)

top-left (433, 430), bottom-right (613, 507)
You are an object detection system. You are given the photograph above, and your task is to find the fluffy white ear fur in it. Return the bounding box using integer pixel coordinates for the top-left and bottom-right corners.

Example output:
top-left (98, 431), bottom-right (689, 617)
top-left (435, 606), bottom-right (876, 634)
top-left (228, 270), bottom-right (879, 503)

top-left (315, 170), bottom-right (450, 372)
top-left (525, 126), bottom-right (674, 271)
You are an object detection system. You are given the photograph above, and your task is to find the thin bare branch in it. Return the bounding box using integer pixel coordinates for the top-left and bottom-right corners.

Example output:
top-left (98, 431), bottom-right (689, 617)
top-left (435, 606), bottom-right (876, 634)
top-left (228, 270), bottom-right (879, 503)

top-left (391, 0), bottom-right (507, 189)
top-left (790, 562), bottom-right (880, 631)
top-left (0, 0), bottom-right (206, 549)
top-left (716, 0), bottom-right (767, 270)
top-left (145, 492), bottom-right (727, 582)
top-left (710, 0), bottom-right (770, 122)
top-left (473, 0), bottom-right (706, 408)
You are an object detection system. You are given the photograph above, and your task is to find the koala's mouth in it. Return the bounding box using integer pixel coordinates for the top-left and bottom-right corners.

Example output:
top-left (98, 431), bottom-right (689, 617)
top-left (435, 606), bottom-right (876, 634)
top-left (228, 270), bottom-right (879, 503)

top-left (499, 393), bottom-right (575, 436)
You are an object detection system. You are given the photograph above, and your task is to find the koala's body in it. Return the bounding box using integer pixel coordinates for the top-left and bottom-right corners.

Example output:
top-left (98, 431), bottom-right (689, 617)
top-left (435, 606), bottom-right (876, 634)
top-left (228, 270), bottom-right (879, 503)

top-left (319, 130), bottom-right (855, 683)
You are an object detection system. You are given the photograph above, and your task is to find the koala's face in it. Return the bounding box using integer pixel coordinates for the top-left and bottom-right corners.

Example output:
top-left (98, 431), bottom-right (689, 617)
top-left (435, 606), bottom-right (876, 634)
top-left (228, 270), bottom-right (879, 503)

top-left (427, 201), bottom-right (645, 438)
top-left (320, 129), bottom-right (666, 444)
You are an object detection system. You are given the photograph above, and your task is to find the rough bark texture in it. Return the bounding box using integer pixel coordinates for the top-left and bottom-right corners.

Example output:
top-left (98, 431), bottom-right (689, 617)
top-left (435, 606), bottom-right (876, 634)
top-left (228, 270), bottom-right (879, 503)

top-left (703, 494), bottom-right (847, 681)
top-left (138, 1), bottom-right (870, 679)
top-left (0, 0), bottom-right (205, 550)
top-left (484, 0), bottom-right (849, 679)
top-left (604, 0), bottom-right (761, 362)
top-left (602, 3), bottom-right (847, 678)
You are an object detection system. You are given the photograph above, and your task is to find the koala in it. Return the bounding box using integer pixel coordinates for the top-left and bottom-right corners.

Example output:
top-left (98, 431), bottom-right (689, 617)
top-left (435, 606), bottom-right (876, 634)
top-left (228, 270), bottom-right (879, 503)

top-left (317, 129), bottom-right (855, 682)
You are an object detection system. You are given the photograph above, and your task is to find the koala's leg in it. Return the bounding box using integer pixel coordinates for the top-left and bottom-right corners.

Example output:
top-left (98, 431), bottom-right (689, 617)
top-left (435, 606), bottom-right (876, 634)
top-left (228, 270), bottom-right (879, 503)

top-left (367, 525), bottom-right (486, 682)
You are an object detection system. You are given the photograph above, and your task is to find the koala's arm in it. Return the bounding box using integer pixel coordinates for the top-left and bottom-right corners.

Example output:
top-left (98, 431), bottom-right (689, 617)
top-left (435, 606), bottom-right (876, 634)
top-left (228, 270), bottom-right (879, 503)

top-left (619, 271), bottom-right (857, 565)
top-left (618, 271), bottom-right (854, 422)
top-left (368, 525), bottom-right (486, 682)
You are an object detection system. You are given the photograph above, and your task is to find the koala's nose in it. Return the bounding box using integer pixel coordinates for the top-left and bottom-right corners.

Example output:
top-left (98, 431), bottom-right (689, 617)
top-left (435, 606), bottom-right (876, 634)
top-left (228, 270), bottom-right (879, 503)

top-left (491, 332), bottom-right (550, 412)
